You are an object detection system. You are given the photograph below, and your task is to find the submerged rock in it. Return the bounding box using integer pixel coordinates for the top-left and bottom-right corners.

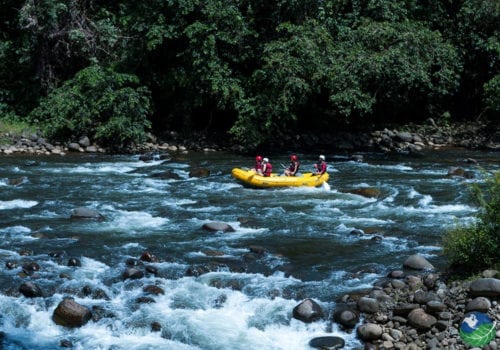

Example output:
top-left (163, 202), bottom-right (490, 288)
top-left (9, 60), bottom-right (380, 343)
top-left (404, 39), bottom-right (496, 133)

top-left (19, 282), bottom-right (43, 298)
top-left (292, 298), bottom-right (324, 323)
top-left (202, 221), bottom-right (235, 233)
top-left (70, 207), bottom-right (105, 220)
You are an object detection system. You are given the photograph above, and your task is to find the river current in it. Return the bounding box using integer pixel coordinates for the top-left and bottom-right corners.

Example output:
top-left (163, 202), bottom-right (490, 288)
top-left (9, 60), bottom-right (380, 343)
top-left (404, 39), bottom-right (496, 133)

top-left (0, 150), bottom-right (498, 349)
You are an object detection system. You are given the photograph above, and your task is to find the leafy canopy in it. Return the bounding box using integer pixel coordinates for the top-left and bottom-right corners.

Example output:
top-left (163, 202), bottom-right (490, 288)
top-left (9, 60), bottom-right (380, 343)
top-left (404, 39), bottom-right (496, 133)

top-left (28, 65), bottom-right (152, 147)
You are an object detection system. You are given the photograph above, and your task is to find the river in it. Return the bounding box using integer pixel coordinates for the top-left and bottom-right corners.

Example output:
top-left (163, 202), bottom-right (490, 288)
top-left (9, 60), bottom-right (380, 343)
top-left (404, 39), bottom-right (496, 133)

top-left (0, 149), bottom-right (498, 349)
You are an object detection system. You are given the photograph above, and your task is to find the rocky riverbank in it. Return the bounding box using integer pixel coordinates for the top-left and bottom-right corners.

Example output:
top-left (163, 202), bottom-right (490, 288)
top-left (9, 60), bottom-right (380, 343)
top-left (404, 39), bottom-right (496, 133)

top-left (1, 119), bottom-right (499, 156)
top-left (331, 255), bottom-right (500, 350)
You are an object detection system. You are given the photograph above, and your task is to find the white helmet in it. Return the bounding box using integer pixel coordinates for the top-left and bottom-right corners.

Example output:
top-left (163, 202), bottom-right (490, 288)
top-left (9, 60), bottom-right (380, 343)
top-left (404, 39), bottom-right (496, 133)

top-left (263, 158), bottom-right (269, 162)
top-left (319, 155), bottom-right (325, 160)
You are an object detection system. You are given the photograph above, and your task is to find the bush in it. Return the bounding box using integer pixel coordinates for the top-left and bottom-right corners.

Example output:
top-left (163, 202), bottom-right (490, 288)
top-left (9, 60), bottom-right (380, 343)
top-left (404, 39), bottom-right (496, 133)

top-left (443, 171), bottom-right (500, 272)
top-left (28, 65), bottom-right (152, 147)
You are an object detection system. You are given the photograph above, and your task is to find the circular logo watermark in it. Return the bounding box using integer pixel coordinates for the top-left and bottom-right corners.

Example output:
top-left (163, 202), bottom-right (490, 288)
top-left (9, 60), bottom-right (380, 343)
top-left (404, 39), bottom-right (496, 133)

top-left (459, 311), bottom-right (496, 347)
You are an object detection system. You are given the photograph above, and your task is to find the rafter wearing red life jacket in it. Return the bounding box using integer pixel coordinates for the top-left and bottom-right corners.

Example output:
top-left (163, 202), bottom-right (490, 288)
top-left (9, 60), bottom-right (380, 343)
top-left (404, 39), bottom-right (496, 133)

top-left (262, 158), bottom-right (272, 177)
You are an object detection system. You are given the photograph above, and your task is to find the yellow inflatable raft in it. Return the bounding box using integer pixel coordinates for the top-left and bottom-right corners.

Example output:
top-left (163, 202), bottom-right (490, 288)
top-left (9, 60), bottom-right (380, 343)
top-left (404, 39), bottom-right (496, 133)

top-left (231, 168), bottom-right (329, 188)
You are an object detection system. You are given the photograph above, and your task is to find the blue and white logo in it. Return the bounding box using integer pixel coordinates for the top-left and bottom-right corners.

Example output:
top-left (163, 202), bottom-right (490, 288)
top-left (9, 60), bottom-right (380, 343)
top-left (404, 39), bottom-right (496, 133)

top-left (459, 311), bottom-right (496, 347)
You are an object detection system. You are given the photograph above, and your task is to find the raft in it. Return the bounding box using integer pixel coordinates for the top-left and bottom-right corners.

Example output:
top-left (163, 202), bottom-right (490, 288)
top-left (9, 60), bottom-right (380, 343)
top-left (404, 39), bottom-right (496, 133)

top-left (231, 168), bottom-right (329, 188)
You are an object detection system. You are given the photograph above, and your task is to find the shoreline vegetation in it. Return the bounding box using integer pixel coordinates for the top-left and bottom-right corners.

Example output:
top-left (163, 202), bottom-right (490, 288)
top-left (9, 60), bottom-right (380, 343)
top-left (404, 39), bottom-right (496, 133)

top-left (1, 119), bottom-right (499, 156)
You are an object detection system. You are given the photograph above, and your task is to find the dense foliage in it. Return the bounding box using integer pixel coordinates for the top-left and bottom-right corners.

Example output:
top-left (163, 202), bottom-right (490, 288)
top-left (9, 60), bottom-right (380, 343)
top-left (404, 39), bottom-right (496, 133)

top-left (0, 0), bottom-right (498, 148)
top-left (443, 172), bottom-right (500, 272)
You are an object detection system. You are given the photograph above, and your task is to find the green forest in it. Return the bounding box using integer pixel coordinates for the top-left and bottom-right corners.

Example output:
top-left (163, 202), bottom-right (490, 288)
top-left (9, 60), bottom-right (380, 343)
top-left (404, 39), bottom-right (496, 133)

top-left (0, 0), bottom-right (498, 149)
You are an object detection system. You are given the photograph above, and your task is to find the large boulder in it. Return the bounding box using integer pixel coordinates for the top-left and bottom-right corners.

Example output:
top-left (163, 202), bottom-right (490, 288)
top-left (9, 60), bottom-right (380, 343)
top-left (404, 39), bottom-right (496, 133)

top-left (309, 336), bottom-right (345, 349)
top-left (52, 298), bottom-right (92, 327)
top-left (333, 306), bottom-right (360, 329)
top-left (357, 297), bottom-right (379, 314)
top-left (356, 323), bottom-right (383, 341)
top-left (407, 308), bottom-right (437, 330)
top-left (465, 297), bottom-right (491, 313)
top-left (403, 254), bottom-right (434, 271)
top-left (202, 222), bottom-right (235, 233)
top-left (292, 298), bottom-right (324, 323)
top-left (19, 282), bottom-right (43, 298)
top-left (343, 187), bottom-right (381, 199)
top-left (469, 278), bottom-right (500, 297)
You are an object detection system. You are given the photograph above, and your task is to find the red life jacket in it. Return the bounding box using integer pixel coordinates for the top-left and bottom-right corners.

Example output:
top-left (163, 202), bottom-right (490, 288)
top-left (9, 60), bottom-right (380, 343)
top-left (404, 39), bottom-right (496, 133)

top-left (288, 161), bottom-right (300, 174)
top-left (263, 162), bottom-right (272, 176)
top-left (316, 161), bottom-right (326, 174)
top-left (255, 161), bottom-right (263, 171)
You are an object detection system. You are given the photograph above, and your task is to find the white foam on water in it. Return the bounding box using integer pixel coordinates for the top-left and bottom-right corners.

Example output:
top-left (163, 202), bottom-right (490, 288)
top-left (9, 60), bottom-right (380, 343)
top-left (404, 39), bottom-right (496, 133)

top-left (161, 198), bottom-right (197, 209)
top-left (403, 203), bottom-right (474, 214)
top-left (407, 187), bottom-right (420, 199)
top-left (0, 225), bottom-right (32, 235)
top-left (185, 205), bottom-right (222, 213)
top-left (358, 163), bottom-right (413, 171)
top-left (137, 278), bottom-right (362, 350)
top-left (98, 208), bottom-right (169, 233)
top-left (47, 159), bottom-right (166, 175)
top-left (418, 194), bottom-right (433, 207)
top-left (338, 216), bottom-right (394, 225)
top-left (0, 199), bottom-right (38, 210)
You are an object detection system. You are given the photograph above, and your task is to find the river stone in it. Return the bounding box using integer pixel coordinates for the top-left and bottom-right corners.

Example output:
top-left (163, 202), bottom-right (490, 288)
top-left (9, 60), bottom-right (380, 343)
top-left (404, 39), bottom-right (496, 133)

top-left (140, 251), bottom-right (160, 262)
top-left (202, 222), bottom-right (235, 233)
top-left (292, 298), bottom-right (324, 323)
top-left (344, 187), bottom-right (381, 198)
top-left (53, 298), bottom-right (92, 327)
top-left (423, 273), bottom-right (439, 288)
top-left (469, 278), bottom-right (500, 297)
top-left (67, 142), bottom-right (82, 152)
top-left (407, 308), bottom-right (437, 330)
top-left (403, 254), bottom-right (434, 271)
top-left (357, 297), bottom-right (379, 314)
top-left (388, 270), bottom-right (405, 279)
top-left (333, 306), bottom-right (360, 329)
top-left (395, 131), bottom-right (413, 142)
top-left (447, 167), bottom-right (465, 177)
top-left (189, 168), bottom-right (210, 178)
top-left (8, 177), bottom-right (26, 186)
top-left (393, 303), bottom-right (420, 317)
top-left (122, 268), bottom-right (144, 280)
top-left (356, 323), bottom-right (383, 341)
top-left (426, 300), bottom-right (447, 314)
top-left (308, 336), bottom-right (345, 349)
top-left (391, 279), bottom-right (407, 289)
top-left (465, 297), bottom-right (491, 312)
top-left (414, 290), bottom-right (438, 304)
top-left (78, 136), bottom-right (90, 147)
top-left (19, 282), bottom-right (43, 298)
top-left (70, 207), bottom-right (105, 220)
top-left (143, 285), bottom-right (165, 295)
top-left (22, 262), bottom-right (41, 275)
top-left (150, 170), bottom-right (181, 180)
top-left (405, 275), bottom-right (423, 290)
top-left (67, 258), bottom-right (81, 267)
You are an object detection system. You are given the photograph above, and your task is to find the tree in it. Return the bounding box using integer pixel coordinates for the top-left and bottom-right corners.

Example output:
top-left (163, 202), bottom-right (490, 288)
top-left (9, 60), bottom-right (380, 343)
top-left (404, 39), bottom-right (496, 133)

top-left (443, 171), bottom-right (500, 272)
top-left (28, 65), bottom-right (152, 147)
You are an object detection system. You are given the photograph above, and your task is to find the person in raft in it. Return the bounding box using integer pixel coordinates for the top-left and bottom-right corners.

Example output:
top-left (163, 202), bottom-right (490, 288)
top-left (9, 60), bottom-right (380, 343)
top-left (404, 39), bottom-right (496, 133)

top-left (284, 154), bottom-right (300, 176)
top-left (314, 155), bottom-right (327, 175)
top-left (252, 155), bottom-right (264, 175)
top-left (262, 158), bottom-right (273, 177)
